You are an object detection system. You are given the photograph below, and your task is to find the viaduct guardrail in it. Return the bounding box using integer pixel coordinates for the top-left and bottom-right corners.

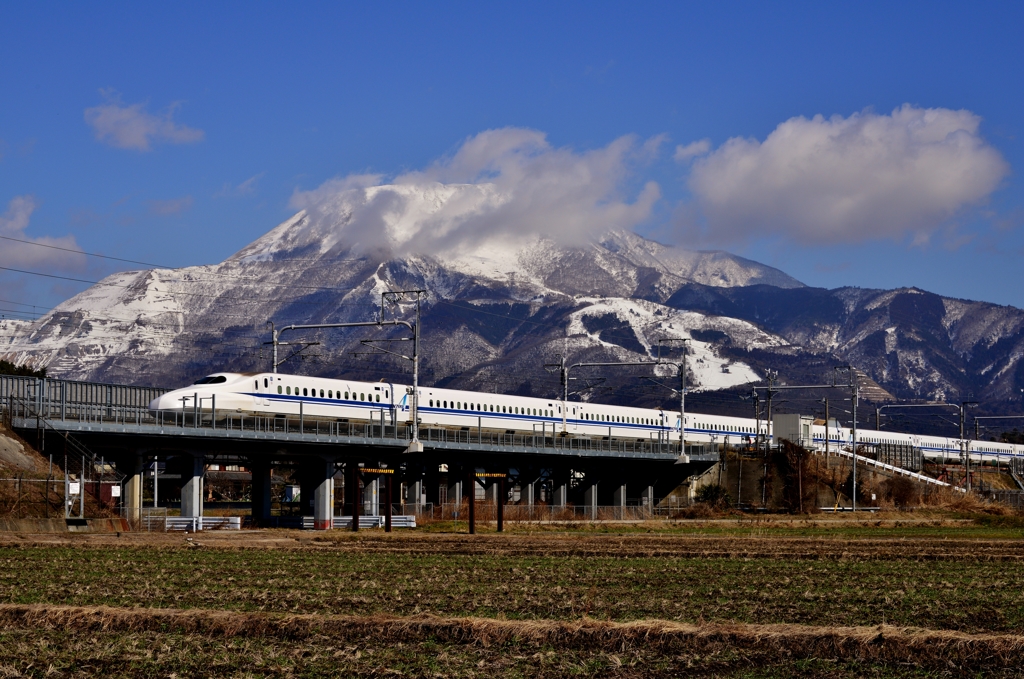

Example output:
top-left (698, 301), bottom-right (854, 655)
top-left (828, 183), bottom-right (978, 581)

top-left (2, 376), bottom-right (705, 462)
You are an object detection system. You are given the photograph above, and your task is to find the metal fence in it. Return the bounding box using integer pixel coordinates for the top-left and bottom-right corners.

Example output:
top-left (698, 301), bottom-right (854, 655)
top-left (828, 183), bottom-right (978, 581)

top-left (0, 476), bottom-right (125, 519)
top-left (0, 375), bottom-right (168, 420)
top-left (989, 491), bottom-right (1024, 510)
top-left (4, 388), bottom-right (689, 458)
top-left (427, 502), bottom-right (665, 523)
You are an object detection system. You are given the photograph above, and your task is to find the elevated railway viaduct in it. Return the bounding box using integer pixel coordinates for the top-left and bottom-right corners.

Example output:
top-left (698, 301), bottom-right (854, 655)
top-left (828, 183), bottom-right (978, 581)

top-left (2, 376), bottom-right (712, 528)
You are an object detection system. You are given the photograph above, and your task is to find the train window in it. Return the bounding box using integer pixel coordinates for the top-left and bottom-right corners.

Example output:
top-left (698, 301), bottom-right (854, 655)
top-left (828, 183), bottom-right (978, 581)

top-left (502, 406), bottom-right (506, 413)
top-left (429, 400), bottom-right (433, 407)
top-left (376, 394), bottom-right (380, 402)
top-left (328, 391), bottom-right (333, 398)
top-left (320, 390), bottom-right (324, 398)
top-left (286, 386), bottom-right (291, 395)
top-left (301, 388), bottom-right (307, 396)
top-left (385, 391), bottom-right (389, 398)
top-left (264, 378), bottom-right (268, 388)
top-left (277, 386), bottom-right (282, 394)
top-left (360, 393), bottom-right (364, 401)
top-left (344, 392), bottom-right (349, 399)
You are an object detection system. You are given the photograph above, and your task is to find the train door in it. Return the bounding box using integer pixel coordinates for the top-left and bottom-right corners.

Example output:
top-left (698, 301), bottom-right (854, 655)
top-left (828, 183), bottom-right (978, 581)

top-left (257, 377), bottom-right (270, 407)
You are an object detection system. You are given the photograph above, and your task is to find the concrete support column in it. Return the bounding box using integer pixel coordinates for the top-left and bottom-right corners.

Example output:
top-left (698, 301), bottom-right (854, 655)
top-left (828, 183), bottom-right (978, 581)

top-left (407, 478), bottom-right (424, 514)
top-left (552, 479), bottom-right (568, 508)
top-left (447, 476), bottom-right (462, 518)
top-left (363, 476), bottom-right (379, 517)
top-left (485, 480), bottom-right (499, 504)
top-left (583, 481), bottom-right (598, 521)
top-left (181, 453), bottom-right (205, 518)
top-left (613, 482), bottom-right (626, 519)
top-left (641, 485), bottom-right (655, 515)
top-left (522, 480), bottom-right (535, 506)
top-left (250, 459), bottom-right (272, 525)
top-left (311, 458), bottom-right (335, 530)
top-left (123, 454), bottom-right (144, 523)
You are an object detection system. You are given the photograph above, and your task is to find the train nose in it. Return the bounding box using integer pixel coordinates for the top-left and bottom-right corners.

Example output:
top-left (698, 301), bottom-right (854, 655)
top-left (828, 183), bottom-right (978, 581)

top-left (149, 392), bottom-right (180, 412)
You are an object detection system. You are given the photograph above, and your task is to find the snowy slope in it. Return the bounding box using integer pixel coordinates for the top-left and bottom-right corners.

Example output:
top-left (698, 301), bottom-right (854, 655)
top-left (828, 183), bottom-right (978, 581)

top-left (9, 179), bottom-right (1024, 410)
top-left (0, 182), bottom-right (798, 396)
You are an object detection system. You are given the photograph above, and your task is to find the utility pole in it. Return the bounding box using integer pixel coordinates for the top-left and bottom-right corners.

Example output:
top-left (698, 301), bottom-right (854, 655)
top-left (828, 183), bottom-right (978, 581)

top-left (823, 398), bottom-right (830, 458)
top-left (545, 354), bottom-right (670, 439)
top-left (961, 400), bottom-right (978, 491)
top-left (852, 382), bottom-right (859, 511)
top-left (657, 338), bottom-right (690, 456)
top-left (266, 289), bottom-right (426, 451)
top-left (761, 370), bottom-right (777, 509)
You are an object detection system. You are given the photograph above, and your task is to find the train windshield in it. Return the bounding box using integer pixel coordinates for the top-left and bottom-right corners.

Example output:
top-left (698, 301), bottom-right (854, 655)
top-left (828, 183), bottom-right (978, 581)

top-left (192, 375), bottom-right (228, 385)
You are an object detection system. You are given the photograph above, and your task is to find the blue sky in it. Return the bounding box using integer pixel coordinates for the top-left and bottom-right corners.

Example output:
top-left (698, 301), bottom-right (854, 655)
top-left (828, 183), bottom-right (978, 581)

top-left (2, 1), bottom-right (1023, 317)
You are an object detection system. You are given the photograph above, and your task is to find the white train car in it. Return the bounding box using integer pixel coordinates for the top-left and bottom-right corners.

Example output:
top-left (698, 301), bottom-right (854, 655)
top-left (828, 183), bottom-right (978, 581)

top-left (150, 371), bottom-right (1024, 464)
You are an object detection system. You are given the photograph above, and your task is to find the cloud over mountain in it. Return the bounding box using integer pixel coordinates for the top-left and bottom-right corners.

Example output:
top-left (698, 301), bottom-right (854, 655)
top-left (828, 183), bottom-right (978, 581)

top-left (682, 105), bottom-right (1009, 245)
top-left (288, 128), bottom-right (661, 256)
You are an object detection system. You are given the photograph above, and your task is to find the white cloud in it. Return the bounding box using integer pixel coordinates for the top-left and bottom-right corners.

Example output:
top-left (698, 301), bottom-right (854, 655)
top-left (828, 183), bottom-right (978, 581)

top-left (147, 196), bottom-right (193, 216)
top-left (0, 196), bottom-right (86, 270)
top-left (216, 173), bottom-right (265, 198)
top-left (683, 105), bottom-right (1009, 245)
top-left (674, 139), bottom-right (711, 162)
top-left (84, 91), bottom-right (204, 151)
top-left (289, 128), bottom-right (660, 255)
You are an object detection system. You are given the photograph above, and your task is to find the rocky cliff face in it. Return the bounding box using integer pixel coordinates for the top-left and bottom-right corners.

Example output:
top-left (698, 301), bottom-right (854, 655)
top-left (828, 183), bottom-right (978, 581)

top-left (2, 181), bottom-right (1023, 414)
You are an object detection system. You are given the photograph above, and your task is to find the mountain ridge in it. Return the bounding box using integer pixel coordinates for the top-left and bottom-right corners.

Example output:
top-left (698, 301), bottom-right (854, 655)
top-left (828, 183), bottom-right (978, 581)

top-left (2, 181), bottom-right (1023, 418)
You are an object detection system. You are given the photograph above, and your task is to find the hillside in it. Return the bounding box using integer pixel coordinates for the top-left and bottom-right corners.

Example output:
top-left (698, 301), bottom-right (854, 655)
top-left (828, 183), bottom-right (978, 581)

top-left (2, 180), bottom-right (1023, 417)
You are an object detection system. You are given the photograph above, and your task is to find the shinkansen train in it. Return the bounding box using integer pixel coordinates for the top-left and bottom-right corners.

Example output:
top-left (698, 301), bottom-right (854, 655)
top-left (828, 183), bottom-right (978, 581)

top-left (149, 372), bottom-right (1024, 465)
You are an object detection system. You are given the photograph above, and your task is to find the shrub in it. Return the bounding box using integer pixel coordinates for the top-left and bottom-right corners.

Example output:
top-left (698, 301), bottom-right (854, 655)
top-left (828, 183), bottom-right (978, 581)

top-left (694, 483), bottom-right (731, 508)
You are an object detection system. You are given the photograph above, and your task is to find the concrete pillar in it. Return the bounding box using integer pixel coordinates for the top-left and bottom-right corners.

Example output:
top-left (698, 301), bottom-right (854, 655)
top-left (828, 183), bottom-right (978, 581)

top-left (311, 458), bottom-right (335, 530)
top-left (584, 481), bottom-right (598, 521)
top-left (250, 459), bottom-right (272, 525)
top-left (613, 482), bottom-right (626, 519)
top-left (181, 453), bottom-right (204, 518)
top-left (522, 480), bottom-right (535, 506)
top-left (641, 485), bottom-right (655, 515)
top-left (123, 454), bottom-right (144, 523)
top-left (408, 478), bottom-right (424, 514)
top-left (552, 480), bottom-right (568, 508)
top-left (485, 480), bottom-right (499, 504)
top-left (447, 477), bottom-right (462, 518)
top-left (364, 476), bottom-right (379, 517)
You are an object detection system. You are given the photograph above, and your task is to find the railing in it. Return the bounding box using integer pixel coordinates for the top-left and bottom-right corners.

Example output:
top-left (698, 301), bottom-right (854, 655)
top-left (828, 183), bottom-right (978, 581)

top-left (4, 393), bottom-right (689, 457)
top-left (302, 516), bottom-right (418, 529)
top-left (429, 502), bottom-right (667, 522)
top-left (0, 375), bottom-right (168, 420)
top-left (815, 444), bottom-right (957, 489)
top-left (989, 491), bottom-right (1024, 510)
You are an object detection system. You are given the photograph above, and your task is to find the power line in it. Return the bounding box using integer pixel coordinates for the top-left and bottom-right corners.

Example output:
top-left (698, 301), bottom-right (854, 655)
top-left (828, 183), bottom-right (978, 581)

top-left (0, 234), bottom-right (177, 269)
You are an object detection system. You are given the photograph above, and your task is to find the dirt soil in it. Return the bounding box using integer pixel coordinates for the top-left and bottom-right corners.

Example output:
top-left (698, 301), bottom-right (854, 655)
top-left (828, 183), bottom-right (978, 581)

top-left (3, 520), bottom-right (1024, 677)
top-left (0, 424), bottom-right (47, 475)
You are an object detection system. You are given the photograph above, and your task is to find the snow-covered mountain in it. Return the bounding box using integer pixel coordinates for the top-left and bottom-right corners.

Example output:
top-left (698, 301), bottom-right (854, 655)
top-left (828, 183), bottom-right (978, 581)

top-left (4, 180), bottom-right (1023, 414)
top-left (0, 183), bottom-right (798, 404)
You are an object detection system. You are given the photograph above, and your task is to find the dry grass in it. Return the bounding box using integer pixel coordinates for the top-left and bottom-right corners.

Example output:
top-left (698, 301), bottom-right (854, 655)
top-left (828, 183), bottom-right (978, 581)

top-left (2, 603), bottom-right (1024, 675)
